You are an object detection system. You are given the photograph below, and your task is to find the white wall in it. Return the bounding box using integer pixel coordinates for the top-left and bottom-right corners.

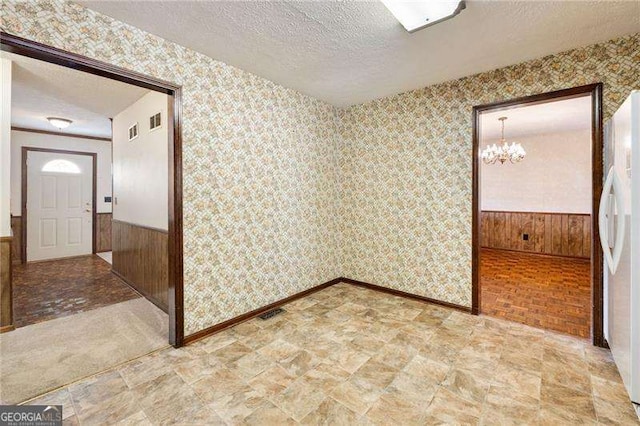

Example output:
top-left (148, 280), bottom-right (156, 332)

top-left (10, 130), bottom-right (113, 215)
top-left (112, 91), bottom-right (168, 231)
top-left (481, 129), bottom-right (591, 213)
top-left (0, 59), bottom-right (12, 236)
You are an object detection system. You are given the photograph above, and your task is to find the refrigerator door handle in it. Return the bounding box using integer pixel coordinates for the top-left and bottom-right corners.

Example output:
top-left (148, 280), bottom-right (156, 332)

top-left (599, 167), bottom-right (614, 271)
top-left (599, 166), bottom-right (626, 274)
top-left (610, 169), bottom-right (626, 273)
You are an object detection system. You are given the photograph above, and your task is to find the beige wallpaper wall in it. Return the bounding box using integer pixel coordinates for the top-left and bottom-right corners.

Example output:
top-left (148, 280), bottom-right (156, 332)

top-left (2, 1), bottom-right (638, 331)
top-left (337, 33), bottom-right (639, 308)
top-left (1, 0), bottom-right (342, 335)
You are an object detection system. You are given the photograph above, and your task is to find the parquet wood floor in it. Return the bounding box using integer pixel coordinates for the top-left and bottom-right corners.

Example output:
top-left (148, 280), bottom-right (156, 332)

top-left (480, 248), bottom-right (591, 338)
top-left (13, 255), bottom-right (140, 328)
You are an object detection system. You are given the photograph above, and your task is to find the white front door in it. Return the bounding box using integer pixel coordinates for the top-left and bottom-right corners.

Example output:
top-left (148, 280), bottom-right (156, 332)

top-left (27, 151), bottom-right (93, 261)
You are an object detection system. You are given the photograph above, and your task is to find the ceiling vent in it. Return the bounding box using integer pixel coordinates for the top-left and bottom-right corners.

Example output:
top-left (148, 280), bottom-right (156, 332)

top-left (150, 112), bottom-right (161, 131)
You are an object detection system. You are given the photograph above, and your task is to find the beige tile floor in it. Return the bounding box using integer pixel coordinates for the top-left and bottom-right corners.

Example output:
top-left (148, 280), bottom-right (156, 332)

top-left (23, 283), bottom-right (639, 425)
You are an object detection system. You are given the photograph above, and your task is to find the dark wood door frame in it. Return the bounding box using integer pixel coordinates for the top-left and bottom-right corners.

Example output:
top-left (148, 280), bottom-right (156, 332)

top-left (471, 83), bottom-right (605, 347)
top-left (22, 147), bottom-right (98, 260)
top-left (2, 32), bottom-right (185, 348)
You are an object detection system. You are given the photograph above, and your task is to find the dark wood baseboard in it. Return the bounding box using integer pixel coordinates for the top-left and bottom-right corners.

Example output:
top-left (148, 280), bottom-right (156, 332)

top-left (184, 276), bottom-right (472, 345)
top-left (339, 277), bottom-right (472, 313)
top-left (480, 246), bottom-right (591, 260)
top-left (111, 269), bottom-right (169, 314)
top-left (184, 278), bottom-right (343, 344)
top-left (0, 325), bottom-right (15, 333)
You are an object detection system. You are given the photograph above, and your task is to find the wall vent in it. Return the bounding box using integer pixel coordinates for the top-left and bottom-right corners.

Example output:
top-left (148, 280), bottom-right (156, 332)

top-left (149, 112), bottom-right (161, 131)
top-left (128, 123), bottom-right (139, 141)
top-left (258, 308), bottom-right (285, 320)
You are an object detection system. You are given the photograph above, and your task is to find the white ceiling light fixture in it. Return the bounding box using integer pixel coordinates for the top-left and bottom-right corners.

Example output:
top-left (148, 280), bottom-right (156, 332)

top-left (381, 0), bottom-right (466, 33)
top-left (47, 117), bottom-right (73, 130)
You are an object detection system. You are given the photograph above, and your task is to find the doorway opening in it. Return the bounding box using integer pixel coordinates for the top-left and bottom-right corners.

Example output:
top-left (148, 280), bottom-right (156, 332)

top-left (0, 33), bottom-right (184, 404)
top-left (472, 84), bottom-right (605, 347)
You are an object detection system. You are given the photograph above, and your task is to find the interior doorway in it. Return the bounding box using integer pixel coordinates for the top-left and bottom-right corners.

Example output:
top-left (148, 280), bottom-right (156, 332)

top-left (472, 84), bottom-right (605, 347)
top-left (1, 32), bottom-right (184, 347)
top-left (0, 33), bottom-right (184, 405)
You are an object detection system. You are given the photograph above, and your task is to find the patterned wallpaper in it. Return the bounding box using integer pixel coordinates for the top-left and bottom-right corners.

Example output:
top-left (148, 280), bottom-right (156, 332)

top-left (1, 1), bottom-right (638, 331)
top-left (0, 1), bottom-right (342, 335)
top-left (337, 33), bottom-right (640, 308)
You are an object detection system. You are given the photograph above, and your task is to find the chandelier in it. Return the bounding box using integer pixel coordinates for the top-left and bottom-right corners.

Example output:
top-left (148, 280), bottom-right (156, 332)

top-left (481, 117), bottom-right (526, 164)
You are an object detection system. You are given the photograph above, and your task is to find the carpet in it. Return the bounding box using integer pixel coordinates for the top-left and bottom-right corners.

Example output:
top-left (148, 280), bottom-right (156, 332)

top-left (0, 297), bottom-right (168, 404)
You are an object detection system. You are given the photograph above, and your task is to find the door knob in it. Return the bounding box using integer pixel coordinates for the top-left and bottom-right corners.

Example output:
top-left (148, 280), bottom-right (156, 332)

top-left (85, 209), bottom-right (92, 213)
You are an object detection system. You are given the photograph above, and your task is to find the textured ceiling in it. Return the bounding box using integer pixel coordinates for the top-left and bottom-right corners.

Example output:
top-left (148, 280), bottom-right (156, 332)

top-left (77, 0), bottom-right (640, 107)
top-left (5, 52), bottom-right (149, 138)
top-left (481, 95), bottom-right (591, 141)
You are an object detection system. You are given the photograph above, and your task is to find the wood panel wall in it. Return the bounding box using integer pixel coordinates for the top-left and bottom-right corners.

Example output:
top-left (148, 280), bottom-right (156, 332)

top-left (96, 213), bottom-right (112, 253)
top-left (112, 220), bottom-right (168, 312)
top-left (10, 217), bottom-right (21, 264)
top-left (481, 211), bottom-right (591, 258)
top-left (0, 236), bottom-right (13, 332)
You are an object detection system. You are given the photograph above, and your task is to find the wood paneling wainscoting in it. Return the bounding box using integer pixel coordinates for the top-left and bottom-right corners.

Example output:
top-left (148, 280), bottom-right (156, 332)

top-left (112, 220), bottom-right (168, 312)
top-left (0, 235), bottom-right (14, 332)
top-left (481, 211), bottom-right (591, 258)
top-left (96, 213), bottom-right (112, 253)
top-left (10, 217), bottom-right (21, 264)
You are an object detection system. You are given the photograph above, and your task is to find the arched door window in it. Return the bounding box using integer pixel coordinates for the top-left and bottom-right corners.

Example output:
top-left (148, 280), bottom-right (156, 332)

top-left (41, 159), bottom-right (81, 174)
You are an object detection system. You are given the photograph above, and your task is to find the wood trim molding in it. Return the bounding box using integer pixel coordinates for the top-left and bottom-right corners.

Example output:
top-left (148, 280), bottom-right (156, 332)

top-left (167, 86), bottom-right (184, 347)
top-left (11, 126), bottom-right (111, 142)
top-left (472, 83), bottom-right (605, 347)
top-left (0, 237), bottom-right (13, 332)
top-left (184, 277), bottom-right (472, 345)
top-left (339, 278), bottom-right (472, 312)
top-left (0, 33), bottom-right (180, 93)
top-left (591, 83), bottom-right (605, 348)
top-left (482, 209), bottom-right (590, 216)
top-left (3, 32), bottom-right (185, 348)
top-left (184, 278), bottom-right (343, 344)
top-left (482, 246), bottom-right (590, 260)
top-left (111, 219), bottom-right (168, 234)
top-left (21, 147), bottom-right (98, 261)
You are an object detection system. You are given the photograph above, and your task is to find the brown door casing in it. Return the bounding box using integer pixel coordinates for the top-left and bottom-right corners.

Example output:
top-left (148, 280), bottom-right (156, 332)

top-left (471, 83), bottom-right (605, 347)
top-left (1, 32), bottom-right (185, 348)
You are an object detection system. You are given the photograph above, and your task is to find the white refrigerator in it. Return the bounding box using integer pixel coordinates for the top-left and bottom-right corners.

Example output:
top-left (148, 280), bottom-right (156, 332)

top-left (601, 90), bottom-right (639, 403)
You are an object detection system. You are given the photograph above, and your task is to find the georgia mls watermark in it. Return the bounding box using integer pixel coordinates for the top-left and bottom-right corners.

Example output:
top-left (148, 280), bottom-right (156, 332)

top-left (0, 405), bottom-right (62, 426)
